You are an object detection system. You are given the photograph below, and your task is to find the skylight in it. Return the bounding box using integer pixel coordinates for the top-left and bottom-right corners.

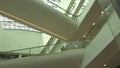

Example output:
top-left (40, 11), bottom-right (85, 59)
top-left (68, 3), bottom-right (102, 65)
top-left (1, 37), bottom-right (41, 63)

top-left (41, 0), bottom-right (89, 18)
top-left (0, 15), bottom-right (41, 33)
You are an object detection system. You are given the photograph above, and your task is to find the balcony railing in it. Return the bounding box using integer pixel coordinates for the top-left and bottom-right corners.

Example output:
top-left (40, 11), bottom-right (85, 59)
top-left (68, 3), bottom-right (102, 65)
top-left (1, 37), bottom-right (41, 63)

top-left (41, 0), bottom-right (89, 18)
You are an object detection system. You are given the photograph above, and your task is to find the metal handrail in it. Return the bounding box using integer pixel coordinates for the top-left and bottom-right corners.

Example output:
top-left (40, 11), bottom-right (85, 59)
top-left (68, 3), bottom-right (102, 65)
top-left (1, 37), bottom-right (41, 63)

top-left (4, 43), bottom-right (60, 53)
top-left (4, 45), bottom-right (46, 53)
top-left (46, 0), bottom-right (76, 16)
top-left (3, 40), bottom-right (85, 54)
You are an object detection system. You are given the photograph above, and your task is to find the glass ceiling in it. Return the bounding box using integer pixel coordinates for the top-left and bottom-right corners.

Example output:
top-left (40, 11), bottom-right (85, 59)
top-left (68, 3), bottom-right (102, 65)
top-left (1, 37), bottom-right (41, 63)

top-left (41, 0), bottom-right (89, 17)
top-left (77, 0), bottom-right (89, 16)
top-left (0, 15), bottom-right (41, 32)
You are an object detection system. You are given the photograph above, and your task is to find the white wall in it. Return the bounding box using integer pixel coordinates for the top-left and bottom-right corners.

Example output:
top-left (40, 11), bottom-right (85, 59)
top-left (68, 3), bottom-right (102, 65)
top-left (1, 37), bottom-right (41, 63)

top-left (42, 33), bottom-right (51, 45)
top-left (0, 25), bottom-right (4, 50)
top-left (0, 27), bottom-right (44, 54)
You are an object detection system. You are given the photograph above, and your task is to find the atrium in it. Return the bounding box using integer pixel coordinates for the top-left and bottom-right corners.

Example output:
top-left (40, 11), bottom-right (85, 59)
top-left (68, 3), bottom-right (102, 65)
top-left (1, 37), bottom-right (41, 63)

top-left (0, 0), bottom-right (120, 68)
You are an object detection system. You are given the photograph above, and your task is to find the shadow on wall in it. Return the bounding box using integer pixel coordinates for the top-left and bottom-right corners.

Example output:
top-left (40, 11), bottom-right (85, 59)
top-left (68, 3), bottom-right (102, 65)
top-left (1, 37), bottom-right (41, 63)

top-left (111, 0), bottom-right (120, 18)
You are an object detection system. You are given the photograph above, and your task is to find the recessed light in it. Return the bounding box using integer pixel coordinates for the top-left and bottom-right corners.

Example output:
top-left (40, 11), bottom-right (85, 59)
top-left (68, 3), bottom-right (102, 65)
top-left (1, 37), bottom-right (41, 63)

top-left (75, 45), bottom-right (78, 47)
top-left (83, 35), bottom-right (86, 37)
top-left (92, 23), bottom-right (96, 25)
top-left (101, 11), bottom-right (104, 14)
top-left (104, 64), bottom-right (107, 67)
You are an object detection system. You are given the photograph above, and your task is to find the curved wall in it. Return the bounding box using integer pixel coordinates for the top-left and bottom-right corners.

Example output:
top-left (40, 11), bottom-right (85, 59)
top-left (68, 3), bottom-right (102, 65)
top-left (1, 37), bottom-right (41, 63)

top-left (0, 26), bottom-right (44, 54)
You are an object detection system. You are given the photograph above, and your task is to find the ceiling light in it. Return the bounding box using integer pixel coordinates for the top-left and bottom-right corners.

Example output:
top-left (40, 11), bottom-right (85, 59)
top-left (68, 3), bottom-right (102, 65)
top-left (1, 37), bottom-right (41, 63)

top-left (101, 11), bottom-right (104, 14)
top-left (75, 45), bottom-right (78, 47)
top-left (103, 64), bottom-right (107, 67)
top-left (92, 23), bottom-right (96, 26)
top-left (83, 35), bottom-right (86, 38)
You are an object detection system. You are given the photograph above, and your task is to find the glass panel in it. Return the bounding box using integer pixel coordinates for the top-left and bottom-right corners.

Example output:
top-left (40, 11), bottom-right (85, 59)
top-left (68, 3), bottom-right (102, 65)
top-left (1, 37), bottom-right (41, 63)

top-left (13, 50), bottom-right (30, 54)
top-left (0, 15), bottom-right (42, 33)
top-left (31, 47), bottom-right (44, 54)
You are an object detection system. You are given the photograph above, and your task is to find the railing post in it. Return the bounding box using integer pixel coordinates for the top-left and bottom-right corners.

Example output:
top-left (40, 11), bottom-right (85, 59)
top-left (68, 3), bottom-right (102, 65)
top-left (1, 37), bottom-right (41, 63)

top-left (29, 48), bottom-right (31, 55)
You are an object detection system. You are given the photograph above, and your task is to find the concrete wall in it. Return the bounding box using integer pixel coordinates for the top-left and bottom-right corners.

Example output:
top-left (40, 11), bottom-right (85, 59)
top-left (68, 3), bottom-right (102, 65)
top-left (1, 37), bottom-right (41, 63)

top-left (0, 26), bottom-right (44, 54)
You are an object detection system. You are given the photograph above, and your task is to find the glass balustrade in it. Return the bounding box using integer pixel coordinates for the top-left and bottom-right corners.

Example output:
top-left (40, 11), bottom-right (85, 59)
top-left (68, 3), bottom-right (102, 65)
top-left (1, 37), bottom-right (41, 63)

top-left (3, 40), bottom-right (85, 56)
